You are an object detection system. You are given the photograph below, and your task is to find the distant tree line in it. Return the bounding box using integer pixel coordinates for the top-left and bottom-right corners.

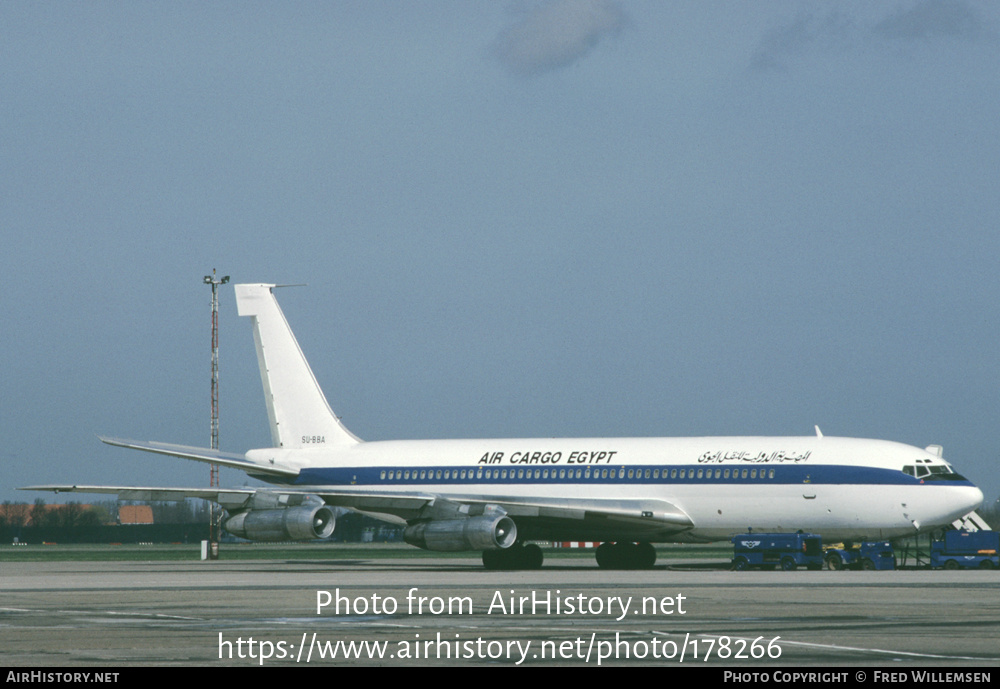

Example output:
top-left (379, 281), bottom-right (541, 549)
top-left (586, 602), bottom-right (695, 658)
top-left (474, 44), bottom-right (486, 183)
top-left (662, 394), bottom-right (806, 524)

top-left (0, 499), bottom-right (104, 529)
top-left (1, 498), bottom-right (402, 544)
top-left (0, 498), bottom-right (211, 528)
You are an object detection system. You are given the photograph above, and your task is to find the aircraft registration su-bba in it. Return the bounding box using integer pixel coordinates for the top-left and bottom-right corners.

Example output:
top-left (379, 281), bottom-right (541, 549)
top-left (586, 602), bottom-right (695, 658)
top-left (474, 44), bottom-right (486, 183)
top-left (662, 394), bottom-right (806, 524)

top-left (24, 284), bottom-right (985, 569)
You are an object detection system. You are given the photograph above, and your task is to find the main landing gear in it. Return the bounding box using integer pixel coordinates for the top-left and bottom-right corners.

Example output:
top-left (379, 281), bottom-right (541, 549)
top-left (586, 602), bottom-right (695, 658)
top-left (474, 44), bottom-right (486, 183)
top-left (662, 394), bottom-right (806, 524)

top-left (482, 541), bottom-right (658, 570)
top-left (595, 542), bottom-right (657, 570)
top-left (482, 543), bottom-right (544, 570)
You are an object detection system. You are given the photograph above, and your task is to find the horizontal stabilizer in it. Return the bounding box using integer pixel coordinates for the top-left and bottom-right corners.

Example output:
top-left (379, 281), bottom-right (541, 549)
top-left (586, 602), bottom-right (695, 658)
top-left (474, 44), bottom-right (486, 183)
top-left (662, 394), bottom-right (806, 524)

top-left (99, 436), bottom-right (300, 477)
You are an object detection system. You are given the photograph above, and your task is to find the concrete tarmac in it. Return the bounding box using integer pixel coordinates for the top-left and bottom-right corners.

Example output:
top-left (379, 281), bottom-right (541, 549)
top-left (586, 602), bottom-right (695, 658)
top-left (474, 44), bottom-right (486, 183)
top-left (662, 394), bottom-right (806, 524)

top-left (2, 555), bottom-right (998, 667)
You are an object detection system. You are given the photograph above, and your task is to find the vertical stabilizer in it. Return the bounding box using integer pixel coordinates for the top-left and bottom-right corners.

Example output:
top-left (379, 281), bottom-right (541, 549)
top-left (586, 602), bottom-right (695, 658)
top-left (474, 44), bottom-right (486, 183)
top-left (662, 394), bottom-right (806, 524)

top-left (235, 284), bottom-right (361, 448)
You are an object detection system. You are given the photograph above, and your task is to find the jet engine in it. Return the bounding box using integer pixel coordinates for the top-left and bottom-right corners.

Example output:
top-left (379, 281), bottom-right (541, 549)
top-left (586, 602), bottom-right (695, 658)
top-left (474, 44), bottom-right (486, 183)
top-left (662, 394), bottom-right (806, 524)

top-left (224, 493), bottom-right (337, 541)
top-left (403, 515), bottom-right (517, 552)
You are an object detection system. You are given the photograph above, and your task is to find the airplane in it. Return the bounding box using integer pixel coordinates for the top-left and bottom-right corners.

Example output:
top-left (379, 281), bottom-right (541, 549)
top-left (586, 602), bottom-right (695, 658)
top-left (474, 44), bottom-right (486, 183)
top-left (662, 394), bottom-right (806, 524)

top-left (23, 283), bottom-right (985, 569)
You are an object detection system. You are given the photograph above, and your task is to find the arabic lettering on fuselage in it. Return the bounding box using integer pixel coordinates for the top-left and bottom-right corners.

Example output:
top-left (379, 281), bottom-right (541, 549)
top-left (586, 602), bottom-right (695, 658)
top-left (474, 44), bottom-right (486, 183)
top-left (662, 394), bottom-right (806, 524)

top-left (697, 450), bottom-right (812, 464)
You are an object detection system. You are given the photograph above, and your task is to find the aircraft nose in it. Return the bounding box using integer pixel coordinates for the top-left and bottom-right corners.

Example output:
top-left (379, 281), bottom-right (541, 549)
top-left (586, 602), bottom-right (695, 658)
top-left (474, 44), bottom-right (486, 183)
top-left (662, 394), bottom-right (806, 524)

top-left (967, 485), bottom-right (985, 512)
top-left (951, 484), bottom-right (984, 518)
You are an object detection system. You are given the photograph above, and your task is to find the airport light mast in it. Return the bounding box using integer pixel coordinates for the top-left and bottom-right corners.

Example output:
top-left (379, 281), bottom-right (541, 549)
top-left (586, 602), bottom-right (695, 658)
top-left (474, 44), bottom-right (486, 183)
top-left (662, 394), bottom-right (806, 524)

top-left (204, 270), bottom-right (229, 559)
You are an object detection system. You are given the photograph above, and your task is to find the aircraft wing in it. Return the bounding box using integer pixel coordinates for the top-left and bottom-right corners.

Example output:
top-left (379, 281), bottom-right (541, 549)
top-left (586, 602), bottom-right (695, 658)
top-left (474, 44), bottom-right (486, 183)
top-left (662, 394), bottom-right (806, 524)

top-left (19, 484), bottom-right (262, 510)
top-left (98, 437), bottom-right (300, 477)
top-left (21, 483), bottom-right (693, 540)
top-left (308, 489), bottom-right (694, 540)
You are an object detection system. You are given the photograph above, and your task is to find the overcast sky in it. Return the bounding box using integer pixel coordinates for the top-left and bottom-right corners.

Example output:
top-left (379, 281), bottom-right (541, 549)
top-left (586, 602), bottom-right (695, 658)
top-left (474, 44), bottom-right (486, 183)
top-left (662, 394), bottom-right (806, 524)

top-left (3, 1), bottom-right (999, 509)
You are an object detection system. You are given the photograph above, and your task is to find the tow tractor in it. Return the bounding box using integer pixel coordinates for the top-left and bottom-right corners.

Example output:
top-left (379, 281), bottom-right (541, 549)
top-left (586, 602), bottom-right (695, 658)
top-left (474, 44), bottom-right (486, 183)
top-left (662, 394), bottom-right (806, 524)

top-left (824, 541), bottom-right (895, 570)
top-left (732, 532), bottom-right (824, 571)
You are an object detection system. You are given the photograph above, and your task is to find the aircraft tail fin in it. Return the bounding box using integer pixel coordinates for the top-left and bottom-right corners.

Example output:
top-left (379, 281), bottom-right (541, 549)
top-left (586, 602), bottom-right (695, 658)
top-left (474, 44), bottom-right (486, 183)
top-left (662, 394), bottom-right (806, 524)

top-left (235, 283), bottom-right (361, 448)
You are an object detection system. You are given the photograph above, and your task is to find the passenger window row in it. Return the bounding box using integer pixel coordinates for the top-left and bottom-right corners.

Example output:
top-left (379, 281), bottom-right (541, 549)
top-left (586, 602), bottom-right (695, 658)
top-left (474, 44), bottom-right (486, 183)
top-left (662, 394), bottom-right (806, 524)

top-left (377, 466), bottom-right (778, 482)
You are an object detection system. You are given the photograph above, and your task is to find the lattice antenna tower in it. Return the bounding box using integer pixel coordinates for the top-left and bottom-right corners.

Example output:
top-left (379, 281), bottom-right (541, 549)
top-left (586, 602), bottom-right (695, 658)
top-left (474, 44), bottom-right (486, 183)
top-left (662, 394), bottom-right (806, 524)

top-left (203, 270), bottom-right (229, 550)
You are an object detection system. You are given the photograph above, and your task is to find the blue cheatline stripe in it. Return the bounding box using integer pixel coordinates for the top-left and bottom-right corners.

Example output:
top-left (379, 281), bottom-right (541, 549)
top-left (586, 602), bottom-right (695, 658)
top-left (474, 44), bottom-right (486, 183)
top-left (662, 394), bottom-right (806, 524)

top-left (286, 464), bottom-right (962, 488)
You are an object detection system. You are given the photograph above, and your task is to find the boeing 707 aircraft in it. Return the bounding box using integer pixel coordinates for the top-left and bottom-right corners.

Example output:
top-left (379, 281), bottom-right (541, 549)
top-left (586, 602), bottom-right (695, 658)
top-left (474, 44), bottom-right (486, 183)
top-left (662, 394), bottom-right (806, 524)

top-left (24, 284), bottom-right (985, 569)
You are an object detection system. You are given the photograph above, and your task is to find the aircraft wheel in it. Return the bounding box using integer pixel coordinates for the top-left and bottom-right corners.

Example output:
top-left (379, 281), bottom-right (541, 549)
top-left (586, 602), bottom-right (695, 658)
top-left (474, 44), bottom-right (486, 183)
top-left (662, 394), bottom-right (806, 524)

top-left (522, 543), bottom-right (544, 570)
top-left (826, 553), bottom-right (843, 571)
top-left (780, 557), bottom-right (797, 571)
top-left (482, 549), bottom-right (503, 570)
top-left (595, 542), bottom-right (616, 569)
top-left (483, 544), bottom-right (543, 570)
top-left (595, 542), bottom-right (626, 569)
top-left (732, 556), bottom-right (749, 571)
top-left (595, 542), bottom-right (657, 570)
top-left (635, 542), bottom-right (657, 569)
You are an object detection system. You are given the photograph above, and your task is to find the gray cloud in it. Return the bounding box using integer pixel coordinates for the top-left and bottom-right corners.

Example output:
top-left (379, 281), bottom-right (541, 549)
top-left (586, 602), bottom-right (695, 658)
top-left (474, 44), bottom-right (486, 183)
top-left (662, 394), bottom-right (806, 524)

top-left (749, 12), bottom-right (855, 71)
top-left (874, 0), bottom-right (994, 41)
top-left (492, 0), bottom-right (627, 76)
top-left (749, 1), bottom-right (995, 72)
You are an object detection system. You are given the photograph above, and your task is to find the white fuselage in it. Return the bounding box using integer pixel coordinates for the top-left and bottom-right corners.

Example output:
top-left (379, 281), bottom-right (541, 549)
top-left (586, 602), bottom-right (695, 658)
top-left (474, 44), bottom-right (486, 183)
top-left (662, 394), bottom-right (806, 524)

top-left (249, 435), bottom-right (983, 542)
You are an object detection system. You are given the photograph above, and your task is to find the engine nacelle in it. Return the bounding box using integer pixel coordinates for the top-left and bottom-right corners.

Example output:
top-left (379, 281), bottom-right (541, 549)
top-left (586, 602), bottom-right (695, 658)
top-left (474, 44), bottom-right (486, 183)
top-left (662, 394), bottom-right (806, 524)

top-left (225, 505), bottom-right (337, 541)
top-left (403, 515), bottom-right (517, 552)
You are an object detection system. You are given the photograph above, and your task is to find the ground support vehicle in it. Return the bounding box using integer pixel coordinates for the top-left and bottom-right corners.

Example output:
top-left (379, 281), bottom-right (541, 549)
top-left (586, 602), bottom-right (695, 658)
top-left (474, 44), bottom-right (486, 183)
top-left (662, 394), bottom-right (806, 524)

top-left (824, 541), bottom-right (895, 570)
top-left (732, 532), bottom-right (824, 571)
top-left (930, 530), bottom-right (999, 570)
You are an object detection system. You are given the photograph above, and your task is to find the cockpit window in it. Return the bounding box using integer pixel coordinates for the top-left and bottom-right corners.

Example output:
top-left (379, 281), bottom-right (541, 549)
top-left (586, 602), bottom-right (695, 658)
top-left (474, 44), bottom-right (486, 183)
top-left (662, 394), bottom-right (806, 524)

top-left (902, 463), bottom-right (966, 481)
